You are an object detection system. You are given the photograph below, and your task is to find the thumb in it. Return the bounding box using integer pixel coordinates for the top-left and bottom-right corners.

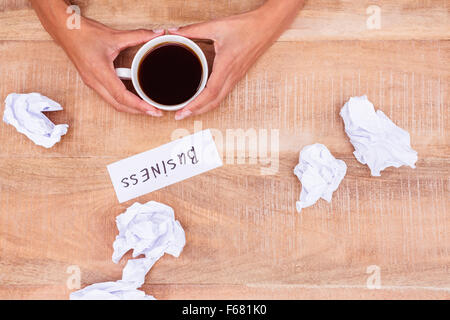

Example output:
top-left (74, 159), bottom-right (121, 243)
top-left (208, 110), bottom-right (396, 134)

top-left (116, 29), bottom-right (164, 50)
top-left (168, 22), bottom-right (215, 40)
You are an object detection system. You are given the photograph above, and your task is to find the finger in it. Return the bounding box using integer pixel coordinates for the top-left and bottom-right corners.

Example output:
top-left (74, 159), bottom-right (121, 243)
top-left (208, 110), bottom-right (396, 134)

top-left (184, 82), bottom-right (231, 117)
top-left (174, 57), bottom-right (230, 120)
top-left (174, 88), bottom-right (216, 120)
top-left (91, 81), bottom-right (143, 114)
top-left (191, 94), bottom-right (225, 116)
top-left (97, 63), bottom-right (163, 116)
top-left (168, 22), bottom-right (215, 40)
top-left (116, 28), bottom-right (164, 51)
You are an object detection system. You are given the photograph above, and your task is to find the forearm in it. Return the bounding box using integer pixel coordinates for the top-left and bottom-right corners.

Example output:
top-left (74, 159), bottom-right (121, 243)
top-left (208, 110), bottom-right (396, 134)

top-left (30, 0), bottom-right (74, 42)
top-left (263, 0), bottom-right (305, 17)
top-left (258, 0), bottom-right (304, 37)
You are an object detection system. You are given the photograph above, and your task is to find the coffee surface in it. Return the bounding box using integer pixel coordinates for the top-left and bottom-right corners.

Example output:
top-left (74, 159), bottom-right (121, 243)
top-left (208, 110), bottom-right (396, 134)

top-left (138, 43), bottom-right (203, 106)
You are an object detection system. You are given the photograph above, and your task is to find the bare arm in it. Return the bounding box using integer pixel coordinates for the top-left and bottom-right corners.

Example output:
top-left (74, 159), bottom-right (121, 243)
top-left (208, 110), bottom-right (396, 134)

top-left (258, 0), bottom-right (305, 44)
top-left (30, 0), bottom-right (163, 116)
top-left (170, 0), bottom-right (305, 120)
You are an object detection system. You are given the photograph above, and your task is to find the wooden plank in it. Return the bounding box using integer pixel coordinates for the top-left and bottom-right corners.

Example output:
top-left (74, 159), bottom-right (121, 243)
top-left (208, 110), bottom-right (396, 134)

top-left (0, 158), bottom-right (448, 295)
top-left (0, 0), bottom-right (449, 41)
top-left (0, 284), bottom-right (449, 300)
top-left (0, 40), bottom-right (448, 157)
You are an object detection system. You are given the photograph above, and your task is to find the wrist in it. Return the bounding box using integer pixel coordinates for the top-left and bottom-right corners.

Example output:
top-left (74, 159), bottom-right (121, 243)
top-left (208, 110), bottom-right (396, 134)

top-left (30, 0), bottom-right (73, 43)
top-left (258, 0), bottom-right (304, 24)
top-left (248, 1), bottom-right (302, 44)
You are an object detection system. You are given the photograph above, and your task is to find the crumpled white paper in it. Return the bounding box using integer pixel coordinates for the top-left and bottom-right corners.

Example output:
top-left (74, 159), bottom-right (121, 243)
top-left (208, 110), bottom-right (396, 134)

top-left (3, 93), bottom-right (68, 148)
top-left (70, 201), bottom-right (186, 300)
top-left (340, 95), bottom-right (418, 176)
top-left (112, 201), bottom-right (186, 287)
top-left (70, 280), bottom-right (155, 300)
top-left (294, 143), bottom-right (347, 213)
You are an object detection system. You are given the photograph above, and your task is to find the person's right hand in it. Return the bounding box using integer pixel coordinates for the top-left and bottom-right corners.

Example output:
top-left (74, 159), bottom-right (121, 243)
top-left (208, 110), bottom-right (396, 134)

top-left (53, 17), bottom-right (164, 116)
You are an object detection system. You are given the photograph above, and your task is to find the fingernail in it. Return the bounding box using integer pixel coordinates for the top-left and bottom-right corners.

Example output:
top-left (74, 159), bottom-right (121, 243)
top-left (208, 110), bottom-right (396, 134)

top-left (168, 27), bottom-right (179, 32)
top-left (147, 110), bottom-right (163, 117)
top-left (152, 29), bottom-right (164, 34)
top-left (175, 110), bottom-right (192, 121)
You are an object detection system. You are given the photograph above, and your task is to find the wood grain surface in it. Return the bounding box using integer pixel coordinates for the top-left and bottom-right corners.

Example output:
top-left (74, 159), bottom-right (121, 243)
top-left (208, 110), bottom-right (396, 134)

top-left (0, 0), bottom-right (449, 300)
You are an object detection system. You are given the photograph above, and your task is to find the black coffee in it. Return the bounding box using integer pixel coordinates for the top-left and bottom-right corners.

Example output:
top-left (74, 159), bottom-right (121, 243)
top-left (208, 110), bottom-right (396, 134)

top-left (138, 43), bottom-right (203, 106)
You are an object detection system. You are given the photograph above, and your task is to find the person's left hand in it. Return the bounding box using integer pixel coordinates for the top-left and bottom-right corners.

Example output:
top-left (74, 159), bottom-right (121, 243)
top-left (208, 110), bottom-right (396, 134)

top-left (169, 7), bottom-right (286, 120)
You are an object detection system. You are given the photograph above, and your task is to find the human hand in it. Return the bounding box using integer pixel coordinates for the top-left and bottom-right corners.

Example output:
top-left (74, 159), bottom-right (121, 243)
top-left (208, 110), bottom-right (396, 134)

top-left (169, 1), bottom-right (303, 120)
top-left (31, 0), bottom-right (164, 116)
top-left (58, 18), bottom-right (164, 116)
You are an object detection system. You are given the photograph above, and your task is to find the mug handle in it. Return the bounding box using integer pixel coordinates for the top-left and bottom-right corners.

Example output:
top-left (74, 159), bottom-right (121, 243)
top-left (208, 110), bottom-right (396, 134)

top-left (115, 68), bottom-right (132, 80)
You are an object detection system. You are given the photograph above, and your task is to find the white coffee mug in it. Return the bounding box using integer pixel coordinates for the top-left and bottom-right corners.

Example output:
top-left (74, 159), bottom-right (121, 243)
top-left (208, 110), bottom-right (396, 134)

top-left (115, 35), bottom-right (208, 111)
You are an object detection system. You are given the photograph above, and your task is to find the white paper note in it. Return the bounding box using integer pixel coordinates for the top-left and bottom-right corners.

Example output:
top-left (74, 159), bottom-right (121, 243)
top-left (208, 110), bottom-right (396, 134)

top-left (340, 95), bottom-right (418, 176)
top-left (3, 93), bottom-right (68, 148)
top-left (294, 143), bottom-right (347, 213)
top-left (107, 129), bottom-right (223, 203)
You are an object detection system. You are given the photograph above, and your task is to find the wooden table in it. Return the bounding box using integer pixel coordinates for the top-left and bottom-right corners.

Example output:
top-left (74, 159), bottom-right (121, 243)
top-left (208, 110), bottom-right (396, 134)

top-left (0, 0), bottom-right (448, 300)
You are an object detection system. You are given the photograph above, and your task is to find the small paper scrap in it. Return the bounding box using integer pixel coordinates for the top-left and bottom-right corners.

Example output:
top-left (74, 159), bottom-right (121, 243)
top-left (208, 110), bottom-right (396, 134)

top-left (70, 201), bottom-right (185, 300)
top-left (113, 201), bottom-right (186, 287)
top-left (294, 143), bottom-right (347, 213)
top-left (70, 280), bottom-right (155, 300)
top-left (107, 129), bottom-right (223, 203)
top-left (3, 93), bottom-right (68, 148)
top-left (340, 95), bottom-right (418, 176)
